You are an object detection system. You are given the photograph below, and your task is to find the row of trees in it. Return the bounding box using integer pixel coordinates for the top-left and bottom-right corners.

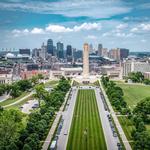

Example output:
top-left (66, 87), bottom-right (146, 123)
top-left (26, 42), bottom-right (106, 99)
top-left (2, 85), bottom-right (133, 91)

top-left (131, 97), bottom-right (150, 149)
top-left (127, 72), bottom-right (150, 85)
top-left (0, 77), bottom-right (70, 150)
top-left (102, 76), bottom-right (150, 149)
top-left (0, 77), bottom-right (71, 150)
top-left (101, 76), bottom-right (130, 115)
top-left (0, 74), bottom-right (44, 98)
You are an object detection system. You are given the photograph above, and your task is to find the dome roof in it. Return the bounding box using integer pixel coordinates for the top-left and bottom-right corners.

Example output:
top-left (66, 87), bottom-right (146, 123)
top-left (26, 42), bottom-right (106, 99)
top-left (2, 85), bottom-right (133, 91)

top-left (6, 53), bottom-right (15, 58)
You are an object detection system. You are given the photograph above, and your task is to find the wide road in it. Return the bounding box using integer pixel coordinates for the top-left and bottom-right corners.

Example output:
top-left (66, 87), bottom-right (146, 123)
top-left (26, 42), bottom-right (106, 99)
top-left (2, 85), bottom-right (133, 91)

top-left (57, 87), bottom-right (78, 150)
top-left (95, 87), bottom-right (119, 150)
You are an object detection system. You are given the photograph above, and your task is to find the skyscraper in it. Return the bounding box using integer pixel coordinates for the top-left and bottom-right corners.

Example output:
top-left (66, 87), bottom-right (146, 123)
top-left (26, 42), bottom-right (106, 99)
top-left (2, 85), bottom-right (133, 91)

top-left (57, 42), bottom-right (64, 59)
top-left (109, 48), bottom-right (129, 61)
top-left (66, 45), bottom-right (72, 57)
top-left (39, 43), bottom-right (46, 60)
top-left (83, 43), bottom-right (89, 78)
top-left (98, 44), bottom-right (103, 56)
top-left (47, 39), bottom-right (53, 55)
top-left (89, 44), bottom-right (93, 54)
top-left (120, 48), bottom-right (129, 60)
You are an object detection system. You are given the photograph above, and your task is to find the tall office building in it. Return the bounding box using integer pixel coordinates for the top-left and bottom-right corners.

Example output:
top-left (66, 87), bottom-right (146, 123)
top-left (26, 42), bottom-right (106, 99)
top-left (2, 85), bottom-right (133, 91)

top-left (120, 48), bottom-right (129, 60)
top-left (57, 42), bottom-right (64, 59)
top-left (47, 39), bottom-right (53, 55)
top-left (98, 44), bottom-right (103, 56)
top-left (66, 45), bottom-right (72, 57)
top-left (101, 48), bottom-right (108, 57)
top-left (39, 43), bottom-right (47, 60)
top-left (83, 43), bottom-right (89, 78)
top-left (89, 44), bottom-right (94, 54)
top-left (109, 48), bottom-right (129, 61)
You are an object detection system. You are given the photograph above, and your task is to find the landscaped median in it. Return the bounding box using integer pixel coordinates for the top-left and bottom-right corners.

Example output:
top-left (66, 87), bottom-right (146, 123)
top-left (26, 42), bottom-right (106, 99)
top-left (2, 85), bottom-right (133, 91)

top-left (67, 89), bottom-right (107, 150)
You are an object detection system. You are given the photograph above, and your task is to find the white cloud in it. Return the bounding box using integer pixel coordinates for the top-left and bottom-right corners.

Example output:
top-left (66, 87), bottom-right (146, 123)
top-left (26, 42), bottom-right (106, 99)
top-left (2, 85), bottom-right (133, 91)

top-left (46, 23), bottom-right (101, 33)
top-left (12, 29), bottom-right (21, 34)
top-left (140, 23), bottom-right (150, 31)
top-left (31, 28), bottom-right (44, 34)
top-left (130, 27), bottom-right (138, 32)
top-left (86, 35), bottom-right (97, 39)
top-left (46, 25), bottom-right (72, 33)
top-left (12, 22), bottom-right (102, 36)
top-left (73, 23), bottom-right (101, 31)
top-left (116, 23), bottom-right (128, 30)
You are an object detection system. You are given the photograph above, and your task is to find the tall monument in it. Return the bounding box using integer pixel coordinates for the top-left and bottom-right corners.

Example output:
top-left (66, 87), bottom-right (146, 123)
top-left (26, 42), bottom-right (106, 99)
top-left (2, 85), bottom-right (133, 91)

top-left (83, 43), bottom-right (89, 78)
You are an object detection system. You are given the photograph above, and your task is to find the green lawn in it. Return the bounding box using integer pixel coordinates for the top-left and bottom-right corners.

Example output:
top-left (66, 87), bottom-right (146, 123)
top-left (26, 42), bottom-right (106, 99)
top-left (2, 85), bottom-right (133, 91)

top-left (44, 80), bottom-right (58, 87)
top-left (67, 90), bottom-right (107, 150)
top-left (116, 83), bottom-right (150, 109)
top-left (7, 95), bottom-right (33, 109)
top-left (0, 92), bottom-right (30, 107)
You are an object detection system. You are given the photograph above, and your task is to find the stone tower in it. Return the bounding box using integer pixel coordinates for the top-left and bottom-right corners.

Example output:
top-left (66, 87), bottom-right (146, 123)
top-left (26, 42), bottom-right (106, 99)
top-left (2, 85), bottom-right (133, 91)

top-left (83, 43), bottom-right (89, 78)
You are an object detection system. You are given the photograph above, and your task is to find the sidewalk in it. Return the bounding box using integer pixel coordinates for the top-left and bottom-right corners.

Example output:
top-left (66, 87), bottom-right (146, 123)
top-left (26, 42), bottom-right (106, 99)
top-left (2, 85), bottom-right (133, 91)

top-left (99, 80), bottom-right (132, 150)
top-left (3, 92), bottom-right (34, 108)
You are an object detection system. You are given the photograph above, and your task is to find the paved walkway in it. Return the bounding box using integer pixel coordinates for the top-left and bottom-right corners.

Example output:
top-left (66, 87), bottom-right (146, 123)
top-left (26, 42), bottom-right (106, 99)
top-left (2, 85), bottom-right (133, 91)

top-left (57, 87), bottom-right (78, 150)
top-left (3, 91), bottom-right (34, 108)
top-left (42, 89), bottom-right (71, 150)
top-left (0, 94), bottom-right (9, 103)
top-left (95, 87), bottom-right (119, 150)
top-left (99, 80), bottom-right (132, 150)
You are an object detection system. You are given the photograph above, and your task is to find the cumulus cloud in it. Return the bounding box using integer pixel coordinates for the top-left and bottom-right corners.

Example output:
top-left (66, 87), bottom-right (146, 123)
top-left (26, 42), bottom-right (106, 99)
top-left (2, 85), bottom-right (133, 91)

top-left (116, 23), bottom-right (128, 30)
top-left (46, 25), bottom-right (72, 33)
top-left (31, 28), bottom-right (44, 34)
top-left (46, 23), bottom-right (101, 33)
top-left (12, 22), bottom-right (102, 36)
top-left (131, 23), bottom-right (150, 33)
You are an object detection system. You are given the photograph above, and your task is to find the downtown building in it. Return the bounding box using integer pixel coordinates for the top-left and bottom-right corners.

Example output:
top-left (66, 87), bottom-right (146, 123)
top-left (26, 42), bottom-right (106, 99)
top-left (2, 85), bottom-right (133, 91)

top-left (57, 42), bottom-right (64, 59)
top-left (109, 48), bottom-right (129, 61)
top-left (47, 39), bottom-right (53, 55)
top-left (122, 59), bottom-right (150, 77)
top-left (66, 45), bottom-right (72, 62)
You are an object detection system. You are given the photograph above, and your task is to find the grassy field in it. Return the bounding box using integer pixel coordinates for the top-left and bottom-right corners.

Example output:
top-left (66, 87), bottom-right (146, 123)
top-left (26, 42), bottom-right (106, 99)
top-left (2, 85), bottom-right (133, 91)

top-left (115, 83), bottom-right (150, 109)
top-left (67, 90), bottom-right (107, 150)
top-left (44, 80), bottom-right (58, 87)
top-left (0, 92), bottom-right (30, 107)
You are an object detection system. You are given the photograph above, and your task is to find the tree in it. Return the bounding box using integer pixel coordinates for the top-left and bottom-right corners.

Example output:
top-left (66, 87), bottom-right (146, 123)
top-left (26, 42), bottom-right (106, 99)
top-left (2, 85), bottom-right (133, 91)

top-left (133, 97), bottom-right (150, 122)
top-left (10, 83), bottom-right (22, 98)
top-left (23, 144), bottom-right (32, 150)
top-left (0, 109), bottom-right (23, 148)
top-left (133, 131), bottom-right (150, 150)
top-left (17, 80), bottom-right (32, 91)
top-left (34, 84), bottom-right (47, 108)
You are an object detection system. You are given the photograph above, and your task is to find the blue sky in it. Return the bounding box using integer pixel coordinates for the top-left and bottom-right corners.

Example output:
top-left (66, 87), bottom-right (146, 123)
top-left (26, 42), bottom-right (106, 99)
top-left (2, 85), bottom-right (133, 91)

top-left (0, 0), bottom-right (150, 51)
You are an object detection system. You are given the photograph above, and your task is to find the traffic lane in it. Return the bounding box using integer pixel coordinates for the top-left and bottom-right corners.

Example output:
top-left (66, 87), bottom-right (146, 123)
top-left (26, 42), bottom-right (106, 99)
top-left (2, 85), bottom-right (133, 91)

top-left (57, 88), bottom-right (78, 150)
top-left (95, 88), bottom-right (119, 150)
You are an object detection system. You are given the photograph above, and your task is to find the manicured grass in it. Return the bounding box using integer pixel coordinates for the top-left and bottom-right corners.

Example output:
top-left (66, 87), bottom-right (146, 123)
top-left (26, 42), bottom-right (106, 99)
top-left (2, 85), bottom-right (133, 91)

top-left (67, 90), bottom-right (107, 150)
top-left (0, 92), bottom-right (30, 107)
top-left (115, 83), bottom-right (150, 109)
top-left (7, 95), bottom-right (33, 109)
top-left (44, 80), bottom-right (58, 87)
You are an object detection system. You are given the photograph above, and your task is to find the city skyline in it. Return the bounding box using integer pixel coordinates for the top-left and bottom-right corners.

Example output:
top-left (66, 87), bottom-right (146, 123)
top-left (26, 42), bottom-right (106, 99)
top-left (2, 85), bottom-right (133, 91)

top-left (0, 0), bottom-right (150, 51)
